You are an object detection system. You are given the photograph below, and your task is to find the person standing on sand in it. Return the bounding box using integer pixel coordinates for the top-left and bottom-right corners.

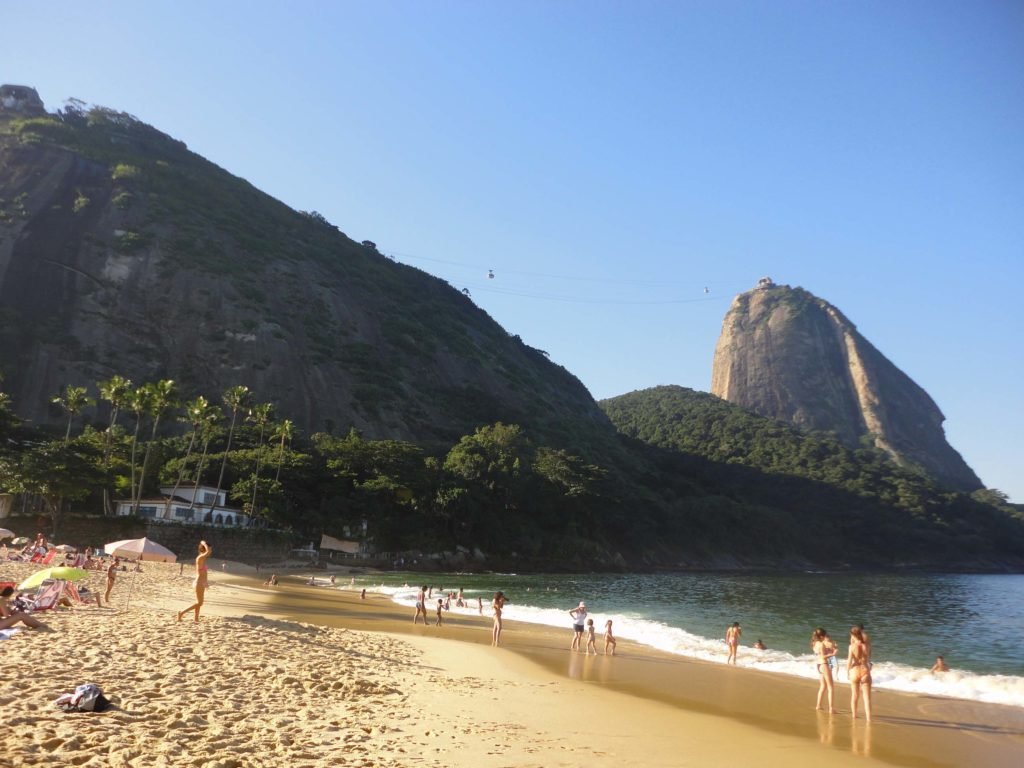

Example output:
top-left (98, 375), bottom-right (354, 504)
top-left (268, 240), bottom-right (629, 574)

top-left (847, 626), bottom-right (873, 720)
top-left (492, 591), bottom-right (507, 646)
top-left (585, 619), bottom-right (598, 655)
top-left (104, 558), bottom-right (119, 605)
top-left (725, 622), bottom-right (741, 665)
top-left (569, 601), bottom-right (588, 651)
top-left (413, 585), bottom-right (430, 625)
top-left (812, 627), bottom-right (837, 713)
top-left (435, 599), bottom-right (445, 626)
top-left (856, 623), bottom-right (873, 670)
top-left (177, 541), bottom-right (211, 622)
top-left (604, 620), bottom-right (617, 655)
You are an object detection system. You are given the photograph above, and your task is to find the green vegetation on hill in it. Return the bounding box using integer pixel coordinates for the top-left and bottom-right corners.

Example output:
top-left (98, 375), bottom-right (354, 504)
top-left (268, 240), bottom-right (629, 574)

top-left (600, 386), bottom-right (1024, 567)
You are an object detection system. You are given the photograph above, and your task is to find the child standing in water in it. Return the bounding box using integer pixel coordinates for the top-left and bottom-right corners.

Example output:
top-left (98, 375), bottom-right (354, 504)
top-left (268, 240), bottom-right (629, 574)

top-left (604, 619), bottom-right (617, 656)
top-left (585, 618), bottom-right (598, 655)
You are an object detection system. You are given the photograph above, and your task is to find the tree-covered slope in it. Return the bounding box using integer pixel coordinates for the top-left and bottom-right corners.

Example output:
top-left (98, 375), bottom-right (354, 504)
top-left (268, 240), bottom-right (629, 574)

top-left (600, 385), bottom-right (1024, 567)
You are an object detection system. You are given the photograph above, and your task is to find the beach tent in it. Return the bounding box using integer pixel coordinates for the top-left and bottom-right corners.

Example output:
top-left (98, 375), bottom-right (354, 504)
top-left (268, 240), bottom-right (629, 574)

top-left (104, 537), bottom-right (177, 563)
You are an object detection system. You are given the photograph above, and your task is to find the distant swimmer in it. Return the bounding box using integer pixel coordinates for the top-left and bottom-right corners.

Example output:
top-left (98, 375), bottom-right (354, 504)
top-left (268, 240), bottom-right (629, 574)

top-left (931, 655), bottom-right (950, 673)
top-left (753, 639), bottom-right (766, 650)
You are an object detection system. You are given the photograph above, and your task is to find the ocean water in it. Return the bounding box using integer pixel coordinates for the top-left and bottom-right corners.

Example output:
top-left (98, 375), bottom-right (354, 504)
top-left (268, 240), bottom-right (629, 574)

top-left (350, 571), bottom-right (1024, 709)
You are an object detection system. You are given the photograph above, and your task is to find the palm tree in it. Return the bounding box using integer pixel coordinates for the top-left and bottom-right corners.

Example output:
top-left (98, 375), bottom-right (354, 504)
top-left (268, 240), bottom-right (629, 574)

top-left (97, 375), bottom-right (132, 514)
top-left (187, 409), bottom-right (224, 515)
top-left (246, 402), bottom-right (274, 517)
top-left (209, 385), bottom-right (251, 520)
top-left (272, 419), bottom-right (296, 483)
top-left (133, 379), bottom-right (177, 514)
top-left (165, 395), bottom-right (218, 519)
top-left (98, 375), bottom-right (132, 434)
top-left (125, 385), bottom-right (151, 509)
top-left (51, 385), bottom-right (93, 444)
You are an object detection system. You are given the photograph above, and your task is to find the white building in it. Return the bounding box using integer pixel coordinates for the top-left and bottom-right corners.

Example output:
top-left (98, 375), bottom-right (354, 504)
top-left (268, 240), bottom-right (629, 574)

top-left (114, 485), bottom-right (252, 527)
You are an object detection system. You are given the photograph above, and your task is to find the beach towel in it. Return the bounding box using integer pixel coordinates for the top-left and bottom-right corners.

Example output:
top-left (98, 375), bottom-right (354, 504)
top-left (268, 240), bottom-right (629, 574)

top-left (0, 628), bottom-right (21, 640)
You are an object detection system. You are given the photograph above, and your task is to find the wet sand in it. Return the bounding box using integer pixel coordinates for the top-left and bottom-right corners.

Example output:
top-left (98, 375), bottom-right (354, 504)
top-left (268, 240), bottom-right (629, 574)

top-left (1, 559), bottom-right (1021, 767)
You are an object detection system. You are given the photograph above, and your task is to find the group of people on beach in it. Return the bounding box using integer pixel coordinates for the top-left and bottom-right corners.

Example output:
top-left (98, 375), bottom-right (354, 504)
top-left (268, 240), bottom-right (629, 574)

top-left (568, 601), bottom-right (616, 655)
top-left (809, 625), bottom-right (873, 719)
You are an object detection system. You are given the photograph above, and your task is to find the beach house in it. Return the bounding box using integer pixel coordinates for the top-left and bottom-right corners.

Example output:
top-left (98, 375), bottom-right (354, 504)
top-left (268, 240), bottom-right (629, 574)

top-left (114, 485), bottom-right (253, 527)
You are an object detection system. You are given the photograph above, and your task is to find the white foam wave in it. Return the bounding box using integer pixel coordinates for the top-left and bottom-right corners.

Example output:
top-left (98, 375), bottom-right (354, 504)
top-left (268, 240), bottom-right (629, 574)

top-left (368, 584), bottom-right (1024, 708)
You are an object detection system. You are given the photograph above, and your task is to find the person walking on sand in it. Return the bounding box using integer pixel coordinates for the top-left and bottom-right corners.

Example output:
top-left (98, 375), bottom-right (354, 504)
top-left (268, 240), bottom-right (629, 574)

top-left (725, 622), bottom-right (742, 665)
top-left (569, 601), bottom-right (588, 651)
top-left (435, 598), bottom-right (445, 626)
top-left (812, 627), bottom-right (837, 713)
top-left (413, 585), bottom-right (430, 625)
top-left (585, 618), bottom-right (598, 655)
top-left (177, 541), bottom-right (212, 622)
top-left (604, 619), bottom-right (617, 656)
top-left (491, 591), bottom-right (507, 646)
top-left (848, 626), bottom-right (873, 720)
top-left (104, 557), bottom-right (119, 605)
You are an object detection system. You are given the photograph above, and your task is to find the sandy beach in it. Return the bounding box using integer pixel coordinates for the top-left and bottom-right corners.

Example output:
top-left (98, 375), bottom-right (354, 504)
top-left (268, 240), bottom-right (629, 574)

top-left (1, 558), bottom-right (1021, 768)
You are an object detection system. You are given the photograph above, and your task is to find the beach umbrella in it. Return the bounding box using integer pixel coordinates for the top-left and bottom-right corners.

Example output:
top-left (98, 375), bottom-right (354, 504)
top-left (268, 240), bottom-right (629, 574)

top-left (54, 544), bottom-right (77, 553)
top-left (0, 528), bottom-right (15, 540)
top-left (18, 567), bottom-right (89, 590)
top-left (104, 536), bottom-right (177, 563)
top-left (11, 536), bottom-right (29, 546)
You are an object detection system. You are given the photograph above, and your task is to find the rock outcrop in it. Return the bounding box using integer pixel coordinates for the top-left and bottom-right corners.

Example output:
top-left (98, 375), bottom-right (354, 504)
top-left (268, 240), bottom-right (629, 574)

top-left (0, 89), bottom-right (609, 448)
top-left (711, 281), bottom-right (981, 491)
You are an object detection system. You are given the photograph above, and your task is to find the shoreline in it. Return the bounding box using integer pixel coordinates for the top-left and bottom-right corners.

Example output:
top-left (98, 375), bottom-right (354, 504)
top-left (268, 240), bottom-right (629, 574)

top-left (3, 559), bottom-right (1022, 767)
top-left (221, 565), bottom-right (1024, 766)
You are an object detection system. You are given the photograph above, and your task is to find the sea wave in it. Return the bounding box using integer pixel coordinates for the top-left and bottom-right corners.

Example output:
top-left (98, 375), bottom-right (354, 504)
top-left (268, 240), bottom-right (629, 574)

top-left (370, 583), bottom-right (1024, 709)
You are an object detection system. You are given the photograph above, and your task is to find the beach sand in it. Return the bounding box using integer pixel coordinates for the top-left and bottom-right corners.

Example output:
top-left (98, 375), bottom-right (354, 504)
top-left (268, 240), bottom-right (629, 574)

top-left (1, 559), bottom-right (1021, 768)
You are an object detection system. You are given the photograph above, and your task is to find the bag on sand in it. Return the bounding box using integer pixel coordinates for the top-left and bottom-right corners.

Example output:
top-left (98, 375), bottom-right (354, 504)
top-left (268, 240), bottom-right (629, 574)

top-left (54, 683), bottom-right (111, 713)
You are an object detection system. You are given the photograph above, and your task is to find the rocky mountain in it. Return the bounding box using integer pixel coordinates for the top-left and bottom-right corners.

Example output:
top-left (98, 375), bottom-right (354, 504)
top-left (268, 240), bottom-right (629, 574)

top-left (710, 279), bottom-right (981, 491)
top-left (0, 86), bottom-right (607, 448)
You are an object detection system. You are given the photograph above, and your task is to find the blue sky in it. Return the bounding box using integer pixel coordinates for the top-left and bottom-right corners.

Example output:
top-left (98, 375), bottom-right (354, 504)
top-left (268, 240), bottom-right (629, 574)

top-left (4, 1), bottom-right (1022, 500)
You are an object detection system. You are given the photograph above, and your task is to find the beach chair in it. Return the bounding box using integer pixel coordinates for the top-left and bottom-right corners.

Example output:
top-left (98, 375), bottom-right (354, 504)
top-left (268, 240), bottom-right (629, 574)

top-left (64, 582), bottom-right (89, 605)
top-left (40, 550), bottom-right (57, 566)
top-left (27, 580), bottom-right (62, 612)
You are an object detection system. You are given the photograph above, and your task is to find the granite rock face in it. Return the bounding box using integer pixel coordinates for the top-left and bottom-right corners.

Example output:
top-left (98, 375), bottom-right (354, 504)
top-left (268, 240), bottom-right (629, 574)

top-left (0, 90), bottom-right (609, 447)
top-left (711, 282), bottom-right (981, 491)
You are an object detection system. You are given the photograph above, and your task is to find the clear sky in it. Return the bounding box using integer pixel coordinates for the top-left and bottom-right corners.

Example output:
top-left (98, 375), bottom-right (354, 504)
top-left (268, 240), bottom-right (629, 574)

top-left (4, 2), bottom-right (1022, 500)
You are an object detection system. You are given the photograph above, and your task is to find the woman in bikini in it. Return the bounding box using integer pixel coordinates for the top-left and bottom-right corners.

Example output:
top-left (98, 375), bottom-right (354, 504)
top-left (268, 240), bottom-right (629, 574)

top-left (725, 621), bottom-right (742, 665)
top-left (847, 626), bottom-right (873, 720)
top-left (491, 591), bottom-right (507, 646)
top-left (413, 585), bottom-right (429, 625)
top-left (811, 627), bottom-right (837, 713)
top-left (177, 540), bottom-right (211, 622)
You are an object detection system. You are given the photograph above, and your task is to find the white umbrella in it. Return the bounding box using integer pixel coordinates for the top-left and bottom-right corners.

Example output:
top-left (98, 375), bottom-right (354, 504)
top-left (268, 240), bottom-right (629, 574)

top-left (54, 544), bottom-right (77, 552)
top-left (104, 537), bottom-right (177, 563)
top-left (0, 528), bottom-right (15, 540)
